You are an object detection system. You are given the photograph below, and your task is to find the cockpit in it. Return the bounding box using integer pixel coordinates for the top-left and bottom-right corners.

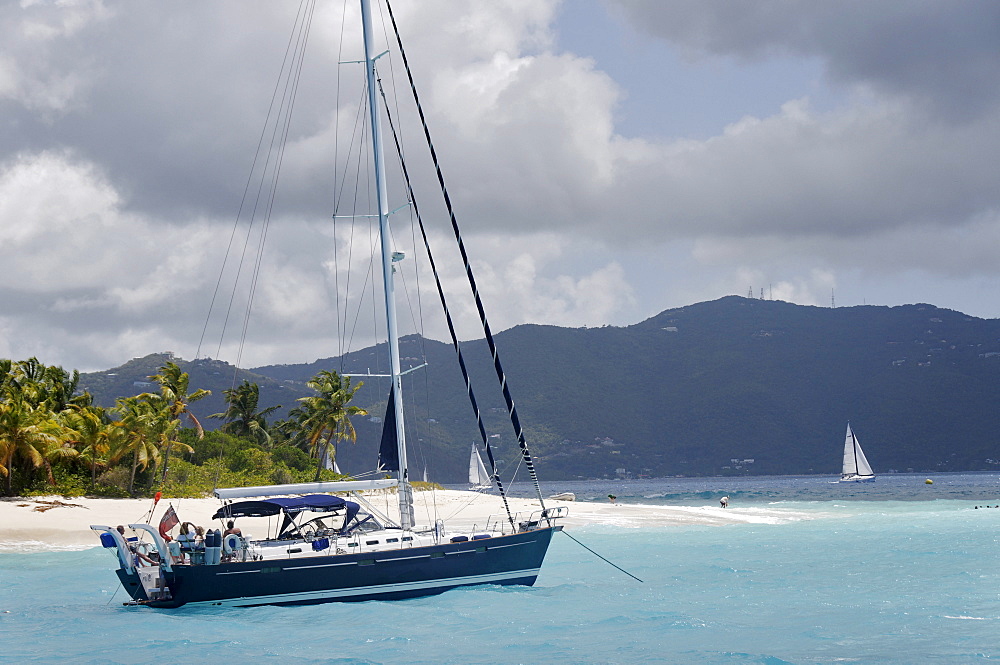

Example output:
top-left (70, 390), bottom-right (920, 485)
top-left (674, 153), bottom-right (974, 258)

top-left (212, 494), bottom-right (377, 543)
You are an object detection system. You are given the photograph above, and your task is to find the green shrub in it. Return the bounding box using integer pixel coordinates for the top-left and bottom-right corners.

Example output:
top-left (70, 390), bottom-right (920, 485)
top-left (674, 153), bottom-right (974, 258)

top-left (271, 445), bottom-right (314, 472)
top-left (24, 465), bottom-right (89, 497)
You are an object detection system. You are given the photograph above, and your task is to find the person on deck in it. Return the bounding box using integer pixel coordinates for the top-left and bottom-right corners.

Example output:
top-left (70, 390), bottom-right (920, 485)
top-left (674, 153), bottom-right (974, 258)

top-left (117, 525), bottom-right (155, 565)
top-left (223, 521), bottom-right (242, 537)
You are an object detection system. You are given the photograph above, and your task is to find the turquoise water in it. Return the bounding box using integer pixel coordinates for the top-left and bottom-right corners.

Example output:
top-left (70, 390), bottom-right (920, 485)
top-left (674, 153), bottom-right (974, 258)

top-left (3, 474), bottom-right (999, 664)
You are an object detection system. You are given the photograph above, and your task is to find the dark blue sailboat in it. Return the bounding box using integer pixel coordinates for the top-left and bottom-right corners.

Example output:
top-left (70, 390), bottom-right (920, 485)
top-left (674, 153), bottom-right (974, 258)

top-left (94, 484), bottom-right (562, 607)
top-left (91, 0), bottom-right (565, 608)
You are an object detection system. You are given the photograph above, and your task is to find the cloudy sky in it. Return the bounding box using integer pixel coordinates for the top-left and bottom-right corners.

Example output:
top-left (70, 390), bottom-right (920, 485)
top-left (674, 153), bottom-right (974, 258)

top-left (3, 0), bottom-right (1000, 372)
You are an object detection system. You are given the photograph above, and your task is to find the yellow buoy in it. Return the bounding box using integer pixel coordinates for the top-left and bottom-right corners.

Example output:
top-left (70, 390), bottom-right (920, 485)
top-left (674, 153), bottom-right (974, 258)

top-left (925, 478), bottom-right (933, 484)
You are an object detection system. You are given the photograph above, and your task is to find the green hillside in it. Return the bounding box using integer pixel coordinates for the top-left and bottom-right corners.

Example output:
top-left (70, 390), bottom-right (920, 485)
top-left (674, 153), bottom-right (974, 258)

top-left (82, 297), bottom-right (1000, 482)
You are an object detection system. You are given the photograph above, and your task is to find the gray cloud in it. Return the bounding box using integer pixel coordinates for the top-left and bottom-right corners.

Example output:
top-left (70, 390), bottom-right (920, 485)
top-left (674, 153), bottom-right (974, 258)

top-left (609, 0), bottom-right (1000, 122)
top-left (2, 0), bottom-right (1000, 372)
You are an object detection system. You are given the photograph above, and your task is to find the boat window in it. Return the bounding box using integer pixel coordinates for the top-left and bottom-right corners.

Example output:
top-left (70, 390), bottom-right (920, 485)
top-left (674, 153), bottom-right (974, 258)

top-left (401, 536), bottom-right (413, 542)
top-left (386, 538), bottom-right (399, 543)
top-left (366, 540), bottom-right (379, 546)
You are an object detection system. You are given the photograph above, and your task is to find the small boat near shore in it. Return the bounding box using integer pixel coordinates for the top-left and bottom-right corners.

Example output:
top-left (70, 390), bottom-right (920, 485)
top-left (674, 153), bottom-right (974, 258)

top-left (548, 492), bottom-right (576, 501)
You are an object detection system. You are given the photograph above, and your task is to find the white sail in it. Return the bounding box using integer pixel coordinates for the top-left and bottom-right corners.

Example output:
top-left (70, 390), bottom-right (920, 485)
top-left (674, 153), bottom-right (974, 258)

top-left (469, 444), bottom-right (491, 489)
top-left (841, 423), bottom-right (875, 480)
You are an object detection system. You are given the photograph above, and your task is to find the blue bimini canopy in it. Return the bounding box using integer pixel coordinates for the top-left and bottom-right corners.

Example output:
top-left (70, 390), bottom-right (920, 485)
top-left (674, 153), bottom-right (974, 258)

top-left (213, 494), bottom-right (349, 520)
top-left (212, 494), bottom-right (361, 538)
top-left (268, 494), bottom-right (349, 515)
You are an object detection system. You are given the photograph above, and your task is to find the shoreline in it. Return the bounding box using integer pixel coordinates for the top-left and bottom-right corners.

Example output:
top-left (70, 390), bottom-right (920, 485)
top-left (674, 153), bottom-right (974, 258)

top-left (0, 490), bottom-right (790, 552)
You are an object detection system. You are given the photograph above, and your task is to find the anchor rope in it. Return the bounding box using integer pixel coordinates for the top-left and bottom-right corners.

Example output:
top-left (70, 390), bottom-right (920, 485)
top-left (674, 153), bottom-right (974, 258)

top-left (562, 530), bottom-right (644, 583)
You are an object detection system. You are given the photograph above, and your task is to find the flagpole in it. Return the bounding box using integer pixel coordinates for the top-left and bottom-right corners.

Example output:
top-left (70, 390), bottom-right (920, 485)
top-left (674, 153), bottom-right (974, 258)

top-left (143, 491), bottom-right (163, 524)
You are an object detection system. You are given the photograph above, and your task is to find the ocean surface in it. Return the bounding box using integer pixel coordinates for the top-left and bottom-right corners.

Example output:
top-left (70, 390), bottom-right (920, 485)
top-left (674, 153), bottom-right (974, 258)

top-left (3, 472), bottom-right (999, 664)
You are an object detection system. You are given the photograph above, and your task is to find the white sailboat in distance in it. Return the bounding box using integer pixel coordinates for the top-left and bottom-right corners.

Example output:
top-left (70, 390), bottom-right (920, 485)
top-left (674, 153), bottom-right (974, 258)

top-left (469, 443), bottom-right (492, 491)
top-left (840, 422), bottom-right (876, 483)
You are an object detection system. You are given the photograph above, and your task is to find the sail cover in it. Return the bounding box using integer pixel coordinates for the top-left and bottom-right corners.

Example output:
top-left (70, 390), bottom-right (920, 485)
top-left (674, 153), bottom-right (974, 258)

top-left (377, 387), bottom-right (399, 472)
top-left (213, 479), bottom-right (397, 500)
top-left (842, 423), bottom-right (874, 477)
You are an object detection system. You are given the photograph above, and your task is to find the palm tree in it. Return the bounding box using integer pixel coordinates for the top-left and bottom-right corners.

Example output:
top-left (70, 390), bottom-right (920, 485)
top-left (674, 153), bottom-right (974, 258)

top-left (0, 358), bottom-right (82, 495)
top-left (62, 406), bottom-right (115, 489)
top-left (112, 397), bottom-right (163, 495)
top-left (144, 361), bottom-right (211, 435)
top-left (210, 380), bottom-right (280, 445)
top-left (144, 404), bottom-right (191, 489)
top-left (291, 370), bottom-right (367, 481)
top-left (14, 357), bottom-right (46, 384)
top-left (0, 359), bottom-right (14, 392)
top-left (39, 364), bottom-right (91, 412)
top-left (0, 395), bottom-right (63, 495)
top-left (141, 362), bottom-right (209, 482)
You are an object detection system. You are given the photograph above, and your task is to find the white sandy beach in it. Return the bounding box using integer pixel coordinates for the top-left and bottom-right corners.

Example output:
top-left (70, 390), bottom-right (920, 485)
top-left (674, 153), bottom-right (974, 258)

top-left (0, 490), bottom-right (812, 552)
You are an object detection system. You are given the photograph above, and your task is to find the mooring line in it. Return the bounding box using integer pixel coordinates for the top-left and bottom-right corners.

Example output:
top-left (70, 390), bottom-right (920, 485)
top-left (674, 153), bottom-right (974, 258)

top-left (561, 530), bottom-right (644, 583)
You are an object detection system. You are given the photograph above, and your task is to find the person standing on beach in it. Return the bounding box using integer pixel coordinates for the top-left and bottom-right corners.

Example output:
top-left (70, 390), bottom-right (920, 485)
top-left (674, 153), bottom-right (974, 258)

top-left (608, 494), bottom-right (617, 504)
top-left (720, 496), bottom-right (729, 508)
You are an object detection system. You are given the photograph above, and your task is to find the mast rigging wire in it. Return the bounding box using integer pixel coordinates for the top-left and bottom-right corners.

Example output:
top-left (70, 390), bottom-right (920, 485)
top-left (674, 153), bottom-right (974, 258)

top-left (377, 74), bottom-right (515, 528)
top-left (195, 0), bottom-right (316, 365)
top-left (383, 0), bottom-right (547, 511)
top-left (234, 1), bottom-right (316, 374)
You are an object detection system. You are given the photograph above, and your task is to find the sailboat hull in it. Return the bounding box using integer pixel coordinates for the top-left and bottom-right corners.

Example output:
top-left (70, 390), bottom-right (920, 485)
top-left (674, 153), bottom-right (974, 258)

top-left (839, 474), bottom-right (876, 483)
top-left (115, 526), bottom-right (561, 608)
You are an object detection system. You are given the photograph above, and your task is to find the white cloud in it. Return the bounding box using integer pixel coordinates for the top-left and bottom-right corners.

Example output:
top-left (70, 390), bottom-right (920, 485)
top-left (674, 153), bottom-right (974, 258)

top-left (449, 233), bottom-right (636, 330)
top-left (18, 0), bottom-right (111, 41)
top-left (0, 150), bottom-right (118, 268)
top-left (0, 0), bottom-right (111, 113)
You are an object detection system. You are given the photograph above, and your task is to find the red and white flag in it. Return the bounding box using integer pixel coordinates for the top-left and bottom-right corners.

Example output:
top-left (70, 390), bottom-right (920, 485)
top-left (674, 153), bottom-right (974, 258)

top-left (158, 504), bottom-right (179, 539)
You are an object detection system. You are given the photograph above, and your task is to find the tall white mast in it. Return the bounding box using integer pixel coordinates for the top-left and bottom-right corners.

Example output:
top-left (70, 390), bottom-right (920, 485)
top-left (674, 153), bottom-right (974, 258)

top-left (360, 0), bottom-right (414, 529)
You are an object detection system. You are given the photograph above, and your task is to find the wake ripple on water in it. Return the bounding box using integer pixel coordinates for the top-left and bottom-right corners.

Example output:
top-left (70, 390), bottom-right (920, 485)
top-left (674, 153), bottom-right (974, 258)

top-left (0, 540), bottom-right (93, 554)
top-left (564, 502), bottom-right (837, 529)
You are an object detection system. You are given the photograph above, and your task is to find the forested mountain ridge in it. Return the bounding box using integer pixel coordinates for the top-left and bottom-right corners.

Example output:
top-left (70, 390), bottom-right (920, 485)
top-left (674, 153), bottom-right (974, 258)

top-left (81, 297), bottom-right (1000, 481)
